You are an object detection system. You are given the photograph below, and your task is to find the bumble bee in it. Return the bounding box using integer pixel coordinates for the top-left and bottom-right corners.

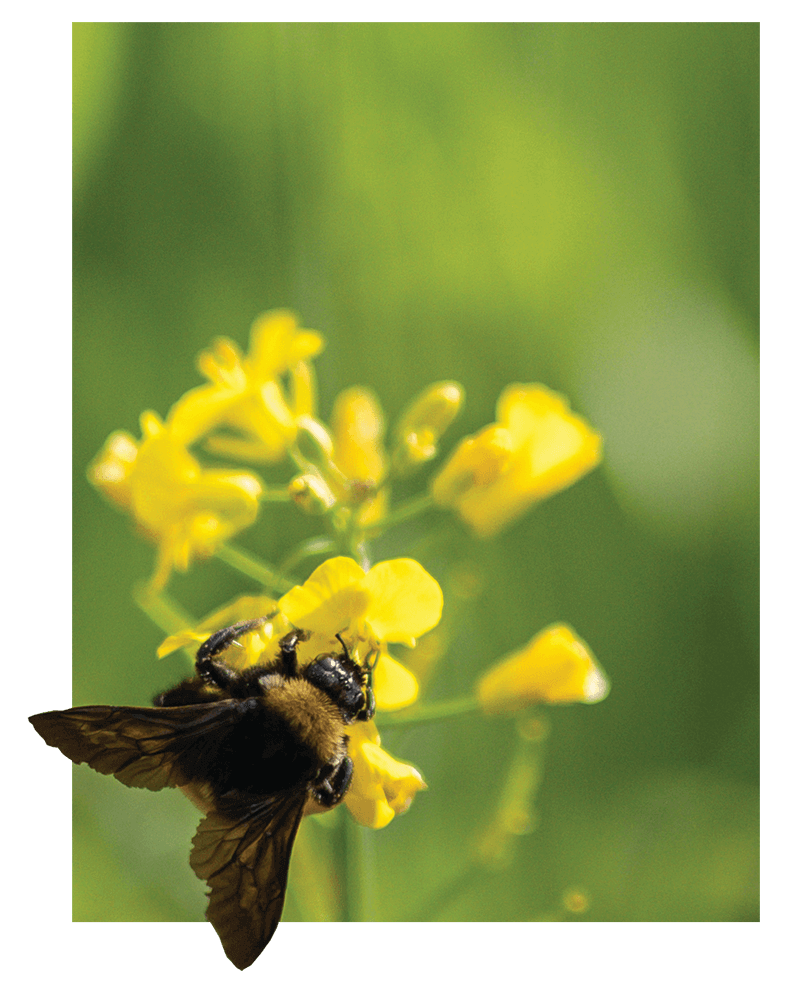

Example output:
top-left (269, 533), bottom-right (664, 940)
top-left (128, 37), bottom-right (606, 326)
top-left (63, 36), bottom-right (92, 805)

top-left (29, 619), bottom-right (375, 970)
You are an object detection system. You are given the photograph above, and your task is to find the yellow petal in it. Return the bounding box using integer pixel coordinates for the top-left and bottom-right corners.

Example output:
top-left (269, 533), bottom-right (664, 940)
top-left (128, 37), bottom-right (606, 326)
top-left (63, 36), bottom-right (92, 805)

top-left (372, 650), bottom-right (419, 710)
top-left (278, 556), bottom-right (368, 637)
top-left (363, 559), bottom-right (443, 645)
top-left (345, 721), bottom-right (426, 829)
top-left (477, 624), bottom-right (609, 713)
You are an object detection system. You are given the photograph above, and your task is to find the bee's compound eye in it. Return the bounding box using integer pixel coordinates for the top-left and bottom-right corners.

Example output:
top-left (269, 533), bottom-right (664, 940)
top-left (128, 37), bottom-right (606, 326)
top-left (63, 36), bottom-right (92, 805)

top-left (313, 655), bottom-right (339, 674)
top-left (304, 655), bottom-right (344, 692)
top-left (305, 653), bottom-right (365, 722)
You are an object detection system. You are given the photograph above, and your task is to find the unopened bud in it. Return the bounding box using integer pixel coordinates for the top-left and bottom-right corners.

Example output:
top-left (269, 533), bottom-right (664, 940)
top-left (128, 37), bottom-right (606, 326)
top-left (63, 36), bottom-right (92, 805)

top-left (293, 416), bottom-right (335, 467)
top-left (393, 382), bottom-right (464, 474)
top-left (288, 474), bottom-right (337, 515)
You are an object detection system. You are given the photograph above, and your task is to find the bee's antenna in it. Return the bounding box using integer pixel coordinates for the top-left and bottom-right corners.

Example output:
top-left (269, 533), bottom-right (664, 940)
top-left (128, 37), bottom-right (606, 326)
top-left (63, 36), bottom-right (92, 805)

top-left (335, 632), bottom-right (351, 660)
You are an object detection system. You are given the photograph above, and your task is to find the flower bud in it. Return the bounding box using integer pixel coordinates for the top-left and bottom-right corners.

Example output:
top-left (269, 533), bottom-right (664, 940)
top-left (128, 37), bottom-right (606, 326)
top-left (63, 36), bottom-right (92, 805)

top-left (293, 416), bottom-right (335, 467)
top-left (288, 473), bottom-right (338, 514)
top-left (393, 381), bottom-right (464, 474)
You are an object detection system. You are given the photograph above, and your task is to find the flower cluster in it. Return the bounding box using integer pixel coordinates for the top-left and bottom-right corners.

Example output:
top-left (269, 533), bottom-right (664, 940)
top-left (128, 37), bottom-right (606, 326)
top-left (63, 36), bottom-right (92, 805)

top-left (89, 308), bottom-right (608, 840)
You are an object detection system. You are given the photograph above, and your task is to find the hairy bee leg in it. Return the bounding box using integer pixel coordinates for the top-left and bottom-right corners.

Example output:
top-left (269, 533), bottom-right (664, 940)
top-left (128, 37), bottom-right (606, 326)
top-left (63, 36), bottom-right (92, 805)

top-left (198, 618), bottom-right (271, 660)
top-left (277, 629), bottom-right (309, 677)
top-left (313, 755), bottom-right (354, 809)
top-left (357, 686), bottom-right (376, 722)
top-left (356, 646), bottom-right (379, 721)
top-left (195, 618), bottom-right (271, 690)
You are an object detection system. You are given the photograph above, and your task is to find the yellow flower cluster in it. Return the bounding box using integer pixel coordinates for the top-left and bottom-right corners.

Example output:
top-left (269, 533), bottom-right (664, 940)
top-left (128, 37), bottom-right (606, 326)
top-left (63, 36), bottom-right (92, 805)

top-left (89, 307), bottom-right (609, 836)
top-left (90, 311), bottom-right (320, 589)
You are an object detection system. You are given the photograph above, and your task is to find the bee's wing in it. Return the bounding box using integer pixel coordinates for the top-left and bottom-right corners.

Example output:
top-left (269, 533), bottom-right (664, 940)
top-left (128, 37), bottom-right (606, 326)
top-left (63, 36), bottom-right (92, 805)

top-left (190, 791), bottom-right (308, 970)
top-left (32, 704), bottom-right (308, 968)
top-left (29, 703), bottom-right (239, 791)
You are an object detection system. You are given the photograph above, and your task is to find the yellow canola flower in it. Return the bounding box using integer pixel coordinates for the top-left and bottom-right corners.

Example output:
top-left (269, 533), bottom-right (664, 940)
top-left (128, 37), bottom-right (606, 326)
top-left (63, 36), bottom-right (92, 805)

top-left (167, 309), bottom-right (323, 462)
top-left (369, 648), bottom-right (419, 711)
top-left (344, 721), bottom-right (427, 829)
top-left (278, 556), bottom-right (442, 648)
top-left (89, 411), bottom-right (263, 590)
top-left (432, 384), bottom-right (602, 537)
top-left (278, 555), bottom-right (442, 710)
top-left (477, 624), bottom-right (609, 713)
top-left (330, 386), bottom-right (388, 525)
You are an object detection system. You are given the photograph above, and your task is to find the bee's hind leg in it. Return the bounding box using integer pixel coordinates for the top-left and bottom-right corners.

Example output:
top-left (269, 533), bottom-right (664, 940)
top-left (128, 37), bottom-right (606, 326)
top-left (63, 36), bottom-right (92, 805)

top-left (195, 618), bottom-right (271, 691)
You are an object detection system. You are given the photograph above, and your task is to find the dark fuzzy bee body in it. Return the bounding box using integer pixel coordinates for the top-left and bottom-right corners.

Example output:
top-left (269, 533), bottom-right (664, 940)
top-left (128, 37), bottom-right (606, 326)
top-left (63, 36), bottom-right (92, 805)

top-left (29, 620), bottom-right (374, 970)
top-left (152, 623), bottom-right (370, 805)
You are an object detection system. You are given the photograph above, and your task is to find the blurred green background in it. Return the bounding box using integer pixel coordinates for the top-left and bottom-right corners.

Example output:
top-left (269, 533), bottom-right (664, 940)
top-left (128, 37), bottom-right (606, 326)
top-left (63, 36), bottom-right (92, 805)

top-left (72, 22), bottom-right (758, 925)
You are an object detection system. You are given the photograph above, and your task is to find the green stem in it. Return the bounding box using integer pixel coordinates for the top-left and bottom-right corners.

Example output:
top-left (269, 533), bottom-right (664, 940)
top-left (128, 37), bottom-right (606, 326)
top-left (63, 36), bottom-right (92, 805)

top-left (132, 585), bottom-right (196, 664)
top-left (377, 694), bottom-right (481, 727)
top-left (133, 584), bottom-right (195, 634)
top-left (279, 536), bottom-right (339, 575)
top-left (260, 487), bottom-right (293, 503)
top-left (215, 543), bottom-right (298, 593)
top-left (364, 493), bottom-right (435, 535)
